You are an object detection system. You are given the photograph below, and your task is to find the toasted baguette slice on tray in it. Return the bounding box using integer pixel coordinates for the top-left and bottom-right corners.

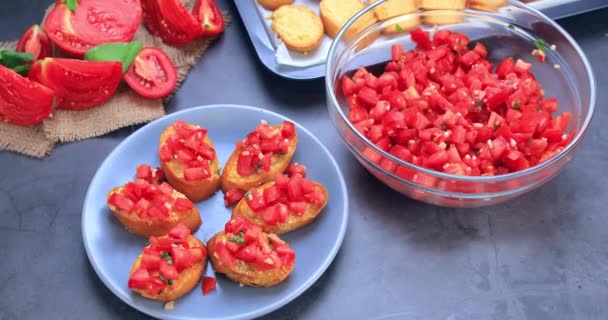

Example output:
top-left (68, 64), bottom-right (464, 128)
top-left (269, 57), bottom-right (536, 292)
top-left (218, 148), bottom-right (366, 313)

top-left (320, 0), bottom-right (378, 40)
top-left (128, 224), bottom-right (207, 302)
top-left (159, 120), bottom-right (221, 202)
top-left (107, 165), bottom-right (202, 238)
top-left (257, 0), bottom-right (293, 11)
top-left (271, 5), bottom-right (325, 53)
top-left (208, 217), bottom-right (295, 287)
top-left (232, 163), bottom-right (328, 235)
top-left (221, 120), bottom-right (298, 195)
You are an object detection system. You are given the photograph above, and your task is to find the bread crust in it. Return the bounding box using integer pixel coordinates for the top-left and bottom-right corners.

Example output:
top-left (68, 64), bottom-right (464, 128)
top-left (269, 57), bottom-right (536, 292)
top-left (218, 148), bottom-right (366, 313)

top-left (159, 123), bottom-right (221, 202)
top-left (220, 124), bottom-right (298, 193)
top-left (107, 187), bottom-right (202, 238)
top-left (129, 235), bottom-right (207, 302)
top-left (232, 181), bottom-right (328, 235)
top-left (207, 232), bottom-right (294, 287)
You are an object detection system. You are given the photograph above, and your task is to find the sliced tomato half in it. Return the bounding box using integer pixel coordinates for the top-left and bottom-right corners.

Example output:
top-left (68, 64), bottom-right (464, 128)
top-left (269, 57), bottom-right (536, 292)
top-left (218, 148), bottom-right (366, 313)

top-left (44, 0), bottom-right (142, 57)
top-left (124, 47), bottom-right (177, 99)
top-left (29, 58), bottom-right (122, 110)
top-left (16, 25), bottom-right (52, 60)
top-left (0, 65), bottom-right (54, 126)
top-left (193, 0), bottom-right (225, 37)
top-left (141, 0), bottom-right (201, 45)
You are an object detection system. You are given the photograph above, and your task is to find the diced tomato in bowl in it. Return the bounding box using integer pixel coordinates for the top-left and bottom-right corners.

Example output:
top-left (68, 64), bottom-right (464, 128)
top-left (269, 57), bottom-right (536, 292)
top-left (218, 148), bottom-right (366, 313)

top-left (326, 11), bottom-right (595, 207)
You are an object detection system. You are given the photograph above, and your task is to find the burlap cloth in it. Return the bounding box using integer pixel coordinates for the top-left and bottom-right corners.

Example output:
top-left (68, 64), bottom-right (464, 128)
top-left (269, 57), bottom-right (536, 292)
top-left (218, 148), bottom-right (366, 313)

top-left (0, 1), bottom-right (230, 158)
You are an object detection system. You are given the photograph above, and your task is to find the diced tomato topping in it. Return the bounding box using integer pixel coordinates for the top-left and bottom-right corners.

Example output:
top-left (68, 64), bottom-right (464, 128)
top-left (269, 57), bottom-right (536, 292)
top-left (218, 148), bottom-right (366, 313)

top-left (168, 223), bottom-right (191, 242)
top-left (184, 166), bottom-right (210, 181)
top-left (287, 162), bottom-right (307, 177)
top-left (224, 188), bottom-right (245, 207)
top-left (128, 268), bottom-right (151, 290)
top-left (108, 193), bottom-right (135, 212)
top-left (160, 260), bottom-right (179, 280)
top-left (341, 30), bottom-right (571, 178)
top-left (202, 276), bottom-right (216, 296)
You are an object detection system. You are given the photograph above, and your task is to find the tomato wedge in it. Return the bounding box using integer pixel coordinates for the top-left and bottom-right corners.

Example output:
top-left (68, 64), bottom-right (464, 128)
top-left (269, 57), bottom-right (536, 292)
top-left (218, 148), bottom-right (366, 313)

top-left (124, 47), bottom-right (177, 99)
top-left (142, 0), bottom-right (201, 45)
top-left (44, 0), bottom-right (142, 57)
top-left (193, 0), bottom-right (225, 37)
top-left (0, 65), bottom-right (54, 126)
top-left (16, 25), bottom-right (52, 60)
top-left (29, 58), bottom-right (122, 110)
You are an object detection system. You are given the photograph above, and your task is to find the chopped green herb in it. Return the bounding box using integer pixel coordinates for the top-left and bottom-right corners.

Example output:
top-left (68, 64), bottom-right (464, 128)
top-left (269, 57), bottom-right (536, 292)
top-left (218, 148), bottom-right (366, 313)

top-left (161, 251), bottom-right (173, 265)
top-left (474, 99), bottom-right (484, 109)
top-left (395, 24), bottom-right (403, 32)
top-left (244, 190), bottom-right (252, 199)
top-left (204, 24), bottom-right (211, 29)
top-left (66, 0), bottom-right (77, 11)
top-left (534, 38), bottom-right (547, 53)
top-left (278, 150), bottom-right (286, 155)
top-left (507, 24), bottom-right (515, 30)
top-left (537, 106), bottom-right (543, 113)
top-left (493, 124), bottom-right (500, 131)
top-left (512, 100), bottom-right (521, 110)
top-left (144, 240), bottom-right (150, 247)
top-left (441, 122), bottom-right (447, 131)
top-left (228, 231), bottom-right (245, 245)
top-left (159, 274), bottom-right (173, 286)
top-left (254, 161), bottom-right (262, 169)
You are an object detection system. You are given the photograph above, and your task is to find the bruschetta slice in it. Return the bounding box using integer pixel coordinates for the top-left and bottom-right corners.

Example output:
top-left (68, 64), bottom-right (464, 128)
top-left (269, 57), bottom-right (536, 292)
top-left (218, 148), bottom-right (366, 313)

top-left (221, 120), bottom-right (298, 198)
top-left (207, 216), bottom-right (295, 287)
top-left (107, 165), bottom-right (202, 238)
top-left (159, 120), bottom-right (221, 202)
top-left (232, 163), bottom-right (328, 235)
top-left (128, 223), bottom-right (207, 302)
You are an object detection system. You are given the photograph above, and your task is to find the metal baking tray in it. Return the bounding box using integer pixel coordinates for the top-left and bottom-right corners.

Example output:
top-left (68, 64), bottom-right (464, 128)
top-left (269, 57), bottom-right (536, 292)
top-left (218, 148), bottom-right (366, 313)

top-left (234, 0), bottom-right (608, 80)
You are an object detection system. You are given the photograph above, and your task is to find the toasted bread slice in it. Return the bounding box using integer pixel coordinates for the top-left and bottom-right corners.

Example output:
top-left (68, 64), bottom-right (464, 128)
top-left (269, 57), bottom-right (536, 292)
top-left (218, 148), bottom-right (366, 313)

top-left (423, 10), bottom-right (464, 26)
top-left (468, 0), bottom-right (507, 12)
top-left (418, 0), bottom-right (466, 10)
top-left (159, 121), bottom-right (221, 202)
top-left (369, 0), bottom-right (417, 21)
top-left (381, 14), bottom-right (421, 35)
top-left (271, 5), bottom-right (324, 53)
top-left (107, 186), bottom-right (202, 238)
top-left (129, 235), bottom-right (207, 302)
top-left (320, 0), bottom-right (378, 40)
top-left (207, 231), bottom-right (294, 287)
top-left (257, 0), bottom-right (293, 11)
top-left (232, 180), bottom-right (328, 235)
top-left (220, 122), bottom-right (298, 193)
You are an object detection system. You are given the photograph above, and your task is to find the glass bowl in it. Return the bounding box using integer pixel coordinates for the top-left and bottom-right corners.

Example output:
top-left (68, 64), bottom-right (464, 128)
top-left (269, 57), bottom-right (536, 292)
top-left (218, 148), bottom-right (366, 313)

top-left (325, 0), bottom-right (595, 207)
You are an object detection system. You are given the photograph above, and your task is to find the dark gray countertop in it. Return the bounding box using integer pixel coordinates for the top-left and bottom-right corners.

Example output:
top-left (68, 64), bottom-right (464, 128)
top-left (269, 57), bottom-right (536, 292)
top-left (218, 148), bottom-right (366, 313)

top-left (1, 2), bottom-right (607, 320)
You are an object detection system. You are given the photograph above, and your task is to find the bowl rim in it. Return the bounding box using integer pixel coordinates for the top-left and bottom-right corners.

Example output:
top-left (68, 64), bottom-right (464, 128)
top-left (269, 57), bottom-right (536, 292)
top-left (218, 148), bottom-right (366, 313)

top-left (325, 0), bottom-right (596, 184)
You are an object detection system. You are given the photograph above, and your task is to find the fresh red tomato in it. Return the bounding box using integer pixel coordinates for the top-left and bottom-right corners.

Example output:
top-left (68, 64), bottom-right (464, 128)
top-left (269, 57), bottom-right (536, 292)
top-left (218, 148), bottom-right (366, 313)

top-left (141, 0), bottom-right (201, 45)
top-left (202, 276), bottom-right (216, 296)
top-left (193, 0), bottom-right (225, 37)
top-left (16, 25), bottom-right (52, 60)
top-left (0, 65), bottom-right (54, 126)
top-left (124, 47), bottom-right (177, 99)
top-left (44, 0), bottom-right (142, 57)
top-left (29, 58), bottom-right (122, 110)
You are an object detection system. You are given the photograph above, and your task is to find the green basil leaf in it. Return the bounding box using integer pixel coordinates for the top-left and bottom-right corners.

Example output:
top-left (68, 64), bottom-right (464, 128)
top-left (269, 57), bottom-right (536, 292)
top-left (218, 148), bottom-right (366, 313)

top-left (0, 50), bottom-right (34, 69)
top-left (66, 0), bottom-right (78, 11)
top-left (11, 64), bottom-right (31, 76)
top-left (84, 40), bottom-right (143, 73)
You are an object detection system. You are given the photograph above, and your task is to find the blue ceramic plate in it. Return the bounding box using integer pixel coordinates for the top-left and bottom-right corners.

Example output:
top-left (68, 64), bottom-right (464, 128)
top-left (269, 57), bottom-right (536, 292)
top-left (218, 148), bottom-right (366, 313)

top-left (82, 105), bottom-right (348, 320)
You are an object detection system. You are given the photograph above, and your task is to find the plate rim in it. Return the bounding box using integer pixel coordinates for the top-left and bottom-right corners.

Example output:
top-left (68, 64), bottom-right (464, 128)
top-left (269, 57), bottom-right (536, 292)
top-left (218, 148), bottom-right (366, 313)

top-left (81, 104), bottom-right (349, 320)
